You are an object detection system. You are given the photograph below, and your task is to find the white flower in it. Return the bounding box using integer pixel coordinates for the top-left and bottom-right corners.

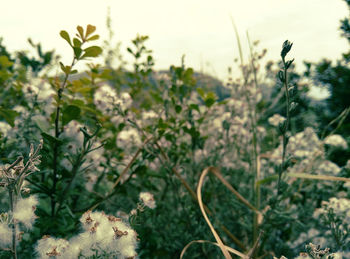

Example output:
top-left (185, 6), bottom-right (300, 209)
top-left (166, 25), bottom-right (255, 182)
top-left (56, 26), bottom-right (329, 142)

top-left (118, 92), bottom-right (132, 110)
top-left (36, 236), bottom-right (71, 259)
top-left (13, 195), bottom-right (38, 228)
top-left (139, 192), bottom-right (156, 209)
top-left (324, 134), bottom-right (348, 149)
top-left (268, 114), bottom-right (286, 127)
top-left (0, 121), bottom-right (11, 137)
top-left (117, 128), bottom-right (141, 149)
top-left (0, 221), bottom-right (12, 246)
top-left (36, 211), bottom-right (138, 259)
top-left (317, 160), bottom-right (341, 175)
top-left (60, 120), bottom-right (84, 151)
top-left (94, 84), bottom-right (118, 114)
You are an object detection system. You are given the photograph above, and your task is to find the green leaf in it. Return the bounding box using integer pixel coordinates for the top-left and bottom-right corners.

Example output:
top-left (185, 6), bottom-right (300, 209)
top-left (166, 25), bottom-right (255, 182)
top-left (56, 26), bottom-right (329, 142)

top-left (59, 62), bottom-right (67, 74)
top-left (85, 24), bottom-right (96, 38)
top-left (59, 30), bottom-right (71, 46)
top-left (204, 92), bottom-right (217, 107)
top-left (81, 46), bottom-right (102, 58)
top-left (126, 47), bottom-right (134, 55)
top-left (0, 56), bottom-right (14, 68)
top-left (196, 88), bottom-right (205, 98)
top-left (86, 35), bottom-right (99, 41)
top-left (175, 105), bottom-right (182, 114)
top-left (41, 132), bottom-right (63, 146)
top-left (73, 38), bottom-right (82, 47)
top-left (0, 108), bottom-right (19, 127)
top-left (189, 104), bottom-right (199, 112)
top-left (77, 26), bottom-right (84, 40)
top-left (73, 47), bottom-right (82, 59)
top-left (62, 105), bottom-right (81, 126)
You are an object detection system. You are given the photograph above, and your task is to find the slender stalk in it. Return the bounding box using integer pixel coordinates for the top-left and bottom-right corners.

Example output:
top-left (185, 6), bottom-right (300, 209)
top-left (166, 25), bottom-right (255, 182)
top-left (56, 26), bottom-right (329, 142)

top-left (246, 32), bottom-right (260, 246)
top-left (9, 189), bottom-right (17, 259)
top-left (51, 58), bottom-right (76, 217)
top-left (277, 57), bottom-right (291, 196)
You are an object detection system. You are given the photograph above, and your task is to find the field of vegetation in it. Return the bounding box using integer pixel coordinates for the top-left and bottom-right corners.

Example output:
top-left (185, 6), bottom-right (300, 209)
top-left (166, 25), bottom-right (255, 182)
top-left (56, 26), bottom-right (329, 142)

top-left (0, 2), bottom-right (350, 258)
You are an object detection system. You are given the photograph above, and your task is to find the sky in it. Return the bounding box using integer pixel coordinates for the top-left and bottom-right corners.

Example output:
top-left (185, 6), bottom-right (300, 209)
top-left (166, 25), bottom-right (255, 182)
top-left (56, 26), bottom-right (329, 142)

top-left (0, 0), bottom-right (349, 86)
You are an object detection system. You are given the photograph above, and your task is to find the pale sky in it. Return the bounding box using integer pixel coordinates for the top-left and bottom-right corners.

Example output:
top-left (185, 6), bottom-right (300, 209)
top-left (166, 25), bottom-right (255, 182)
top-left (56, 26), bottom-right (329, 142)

top-left (0, 0), bottom-right (349, 82)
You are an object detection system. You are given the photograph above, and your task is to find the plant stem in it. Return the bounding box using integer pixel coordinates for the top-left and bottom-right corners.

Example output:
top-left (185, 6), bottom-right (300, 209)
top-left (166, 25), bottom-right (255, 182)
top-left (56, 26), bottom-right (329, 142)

top-left (9, 189), bottom-right (17, 259)
top-left (51, 58), bottom-right (76, 217)
top-left (277, 58), bottom-right (290, 197)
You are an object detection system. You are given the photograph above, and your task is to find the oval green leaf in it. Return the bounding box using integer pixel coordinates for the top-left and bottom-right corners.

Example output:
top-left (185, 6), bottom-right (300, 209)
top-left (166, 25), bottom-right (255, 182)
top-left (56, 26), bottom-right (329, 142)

top-left (59, 30), bottom-right (71, 46)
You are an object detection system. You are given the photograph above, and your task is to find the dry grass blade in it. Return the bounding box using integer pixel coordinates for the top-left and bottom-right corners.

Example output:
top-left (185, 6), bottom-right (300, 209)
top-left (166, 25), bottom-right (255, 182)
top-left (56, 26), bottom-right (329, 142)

top-left (180, 240), bottom-right (249, 259)
top-left (257, 173), bottom-right (350, 186)
top-left (197, 166), bottom-right (261, 258)
top-left (286, 172), bottom-right (350, 182)
top-left (203, 167), bottom-right (261, 215)
top-left (197, 167), bottom-right (233, 259)
top-left (154, 142), bottom-right (247, 251)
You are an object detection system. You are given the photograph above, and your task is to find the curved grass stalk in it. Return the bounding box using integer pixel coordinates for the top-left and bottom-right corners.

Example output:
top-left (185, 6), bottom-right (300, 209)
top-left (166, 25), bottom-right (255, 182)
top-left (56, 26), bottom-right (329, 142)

top-left (321, 107), bottom-right (350, 140)
top-left (180, 239), bottom-right (249, 259)
top-left (196, 167), bottom-right (263, 259)
top-left (154, 142), bottom-right (247, 251)
top-left (230, 16), bottom-right (260, 243)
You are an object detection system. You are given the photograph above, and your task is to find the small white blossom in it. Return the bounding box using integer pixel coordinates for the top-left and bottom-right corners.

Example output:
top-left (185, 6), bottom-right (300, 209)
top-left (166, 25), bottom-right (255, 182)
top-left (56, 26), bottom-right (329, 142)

top-left (139, 192), bottom-right (156, 209)
top-left (268, 114), bottom-right (286, 127)
top-left (324, 134), bottom-right (348, 149)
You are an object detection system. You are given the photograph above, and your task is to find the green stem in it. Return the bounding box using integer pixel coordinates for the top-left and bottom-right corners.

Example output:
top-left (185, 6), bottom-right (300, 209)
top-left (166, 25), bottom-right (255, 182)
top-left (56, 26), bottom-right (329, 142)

top-left (51, 58), bottom-right (76, 217)
top-left (277, 58), bottom-right (290, 197)
top-left (9, 189), bottom-right (17, 259)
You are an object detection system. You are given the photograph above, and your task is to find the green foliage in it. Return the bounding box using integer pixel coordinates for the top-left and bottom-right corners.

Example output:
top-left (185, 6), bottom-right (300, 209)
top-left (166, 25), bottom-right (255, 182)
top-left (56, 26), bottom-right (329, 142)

top-left (0, 12), bottom-right (349, 259)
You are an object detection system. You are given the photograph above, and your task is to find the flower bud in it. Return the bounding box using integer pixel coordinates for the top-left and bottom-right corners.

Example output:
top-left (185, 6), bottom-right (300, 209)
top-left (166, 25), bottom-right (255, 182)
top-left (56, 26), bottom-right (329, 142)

top-left (281, 40), bottom-right (293, 60)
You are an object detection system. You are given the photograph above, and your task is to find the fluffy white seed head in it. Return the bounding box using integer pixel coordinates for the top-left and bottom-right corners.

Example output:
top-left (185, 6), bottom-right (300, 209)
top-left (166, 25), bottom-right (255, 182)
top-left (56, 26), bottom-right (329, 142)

top-left (13, 195), bottom-right (38, 228)
top-left (0, 221), bottom-right (12, 247)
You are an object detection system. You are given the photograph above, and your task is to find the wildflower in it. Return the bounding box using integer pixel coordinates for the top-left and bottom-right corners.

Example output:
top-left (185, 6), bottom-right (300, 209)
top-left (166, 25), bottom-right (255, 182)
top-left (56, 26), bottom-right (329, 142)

top-left (0, 221), bottom-right (12, 246)
top-left (0, 121), bottom-right (11, 136)
top-left (324, 134), bottom-right (348, 149)
top-left (77, 211), bottom-right (138, 258)
top-left (94, 84), bottom-right (118, 115)
top-left (13, 195), bottom-right (38, 228)
top-left (268, 114), bottom-right (286, 127)
top-left (117, 128), bottom-right (141, 149)
top-left (139, 192), bottom-right (156, 209)
top-left (35, 236), bottom-right (70, 259)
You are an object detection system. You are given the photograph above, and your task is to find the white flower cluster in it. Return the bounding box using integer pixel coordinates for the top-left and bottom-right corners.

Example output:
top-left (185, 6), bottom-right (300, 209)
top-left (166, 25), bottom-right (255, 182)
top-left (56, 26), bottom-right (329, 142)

top-left (314, 197), bottom-right (350, 225)
top-left (13, 195), bottom-right (39, 228)
top-left (324, 134), bottom-right (348, 149)
top-left (60, 120), bottom-right (84, 153)
top-left (94, 84), bottom-right (118, 115)
top-left (316, 160), bottom-right (341, 176)
top-left (94, 85), bottom-right (132, 115)
top-left (22, 78), bottom-right (55, 115)
top-left (35, 211), bottom-right (138, 259)
top-left (117, 127), bottom-right (141, 151)
top-left (139, 192), bottom-right (156, 209)
top-left (268, 114), bottom-right (286, 127)
top-left (0, 214), bottom-right (12, 247)
top-left (0, 121), bottom-right (12, 138)
top-left (269, 127), bottom-right (323, 165)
